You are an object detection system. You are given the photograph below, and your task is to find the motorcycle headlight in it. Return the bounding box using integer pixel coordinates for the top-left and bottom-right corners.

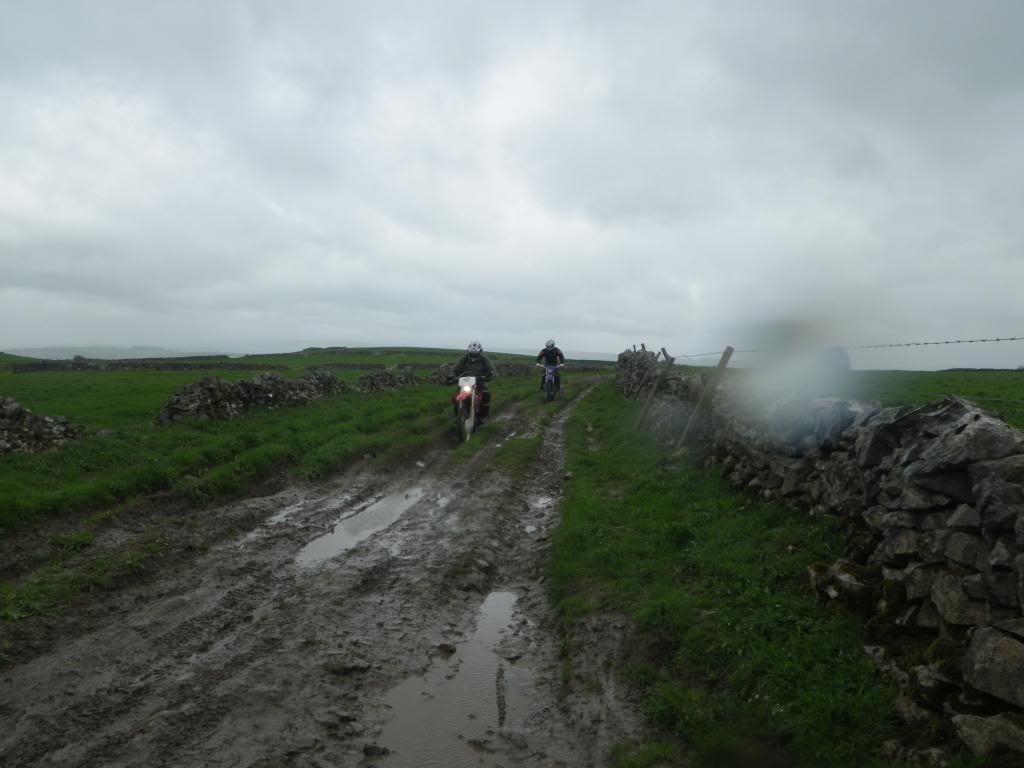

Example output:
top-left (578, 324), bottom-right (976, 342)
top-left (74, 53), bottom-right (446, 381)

top-left (462, 385), bottom-right (472, 393)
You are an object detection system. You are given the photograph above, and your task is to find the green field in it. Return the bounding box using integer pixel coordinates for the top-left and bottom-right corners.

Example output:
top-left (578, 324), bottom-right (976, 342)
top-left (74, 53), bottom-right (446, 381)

top-left (0, 347), bottom-right (546, 536)
top-left (3, 358), bottom-right (1020, 539)
top-left (842, 369), bottom-right (1024, 429)
top-left (675, 365), bottom-right (1024, 431)
top-left (1, 351), bottom-right (1018, 760)
top-left (0, 347), bottom-right (562, 623)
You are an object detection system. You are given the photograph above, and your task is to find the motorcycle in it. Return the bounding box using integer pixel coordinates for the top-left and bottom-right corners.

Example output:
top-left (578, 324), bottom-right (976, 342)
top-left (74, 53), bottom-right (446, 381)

top-left (537, 363), bottom-right (565, 402)
top-left (451, 375), bottom-right (483, 442)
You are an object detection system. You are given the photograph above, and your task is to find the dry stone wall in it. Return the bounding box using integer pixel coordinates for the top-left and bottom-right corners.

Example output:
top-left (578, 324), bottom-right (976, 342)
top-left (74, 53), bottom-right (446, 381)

top-left (0, 398), bottom-right (82, 455)
top-left (616, 351), bottom-right (1024, 759)
top-left (615, 349), bottom-right (659, 395)
top-left (356, 370), bottom-right (422, 393)
top-left (305, 363), bottom-right (386, 372)
top-left (157, 371), bottom-right (346, 423)
top-left (13, 359), bottom-right (288, 373)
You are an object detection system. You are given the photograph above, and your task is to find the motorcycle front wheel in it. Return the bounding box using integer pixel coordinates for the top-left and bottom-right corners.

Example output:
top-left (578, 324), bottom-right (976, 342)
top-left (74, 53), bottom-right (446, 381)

top-left (545, 379), bottom-right (556, 402)
top-left (457, 400), bottom-right (473, 442)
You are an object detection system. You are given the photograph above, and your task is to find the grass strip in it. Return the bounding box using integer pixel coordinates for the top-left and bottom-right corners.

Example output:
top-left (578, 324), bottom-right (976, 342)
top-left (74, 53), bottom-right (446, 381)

top-left (548, 383), bottom-right (929, 768)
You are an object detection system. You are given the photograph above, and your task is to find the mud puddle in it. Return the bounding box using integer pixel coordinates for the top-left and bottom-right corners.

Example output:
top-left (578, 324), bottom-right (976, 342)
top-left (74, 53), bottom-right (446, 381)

top-left (0, 384), bottom-right (648, 768)
top-left (296, 487), bottom-right (425, 566)
top-left (373, 591), bottom-right (532, 767)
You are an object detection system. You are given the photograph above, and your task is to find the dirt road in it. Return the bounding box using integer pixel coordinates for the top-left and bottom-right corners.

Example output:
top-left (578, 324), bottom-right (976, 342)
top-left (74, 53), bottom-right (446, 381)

top-left (1, 392), bottom-right (645, 767)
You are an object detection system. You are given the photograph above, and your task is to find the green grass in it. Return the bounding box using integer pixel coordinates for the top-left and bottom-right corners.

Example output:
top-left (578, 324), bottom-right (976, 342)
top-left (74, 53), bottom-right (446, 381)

top-left (0, 349), bottom-right (579, 539)
top-left (0, 385), bottom-right (466, 534)
top-left (0, 350), bottom-right (583, 623)
top-left (1, 544), bottom-right (156, 621)
top-left (840, 369), bottom-right (1024, 429)
top-left (491, 436), bottom-right (542, 476)
top-left (0, 349), bottom-right (557, 534)
top-left (550, 383), bottom-right (912, 767)
top-left (0, 352), bottom-right (35, 365)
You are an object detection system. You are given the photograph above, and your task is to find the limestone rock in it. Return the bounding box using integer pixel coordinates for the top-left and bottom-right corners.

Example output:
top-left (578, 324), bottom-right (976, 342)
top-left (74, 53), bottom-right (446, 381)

top-left (970, 456), bottom-right (1024, 534)
top-left (0, 397), bottom-right (83, 454)
top-left (944, 532), bottom-right (989, 571)
top-left (988, 537), bottom-right (1016, 569)
top-left (874, 529), bottom-right (921, 566)
top-left (931, 574), bottom-right (987, 625)
top-left (962, 627), bottom-right (1024, 707)
top-left (995, 619), bottom-right (1024, 642)
top-left (945, 504), bottom-right (981, 531)
top-left (904, 564), bottom-right (944, 601)
top-left (952, 713), bottom-right (1024, 757)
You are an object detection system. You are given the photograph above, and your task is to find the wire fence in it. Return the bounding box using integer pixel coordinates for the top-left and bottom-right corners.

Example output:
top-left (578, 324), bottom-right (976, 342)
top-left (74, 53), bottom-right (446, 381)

top-left (627, 335), bottom-right (1024, 429)
top-left (676, 334), bottom-right (1024, 361)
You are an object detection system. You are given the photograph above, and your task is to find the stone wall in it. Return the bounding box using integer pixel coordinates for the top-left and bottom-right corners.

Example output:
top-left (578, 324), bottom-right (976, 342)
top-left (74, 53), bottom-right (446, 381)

top-left (356, 370), bottom-right (422, 393)
top-left (0, 398), bottom-right (82, 454)
top-left (305, 363), bottom-right (386, 371)
top-left (13, 360), bottom-right (288, 373)
top-left (615, 349), bottom-right (659, 395)
top-left (157, 371), bottom-right (346, 423)
top-left (616, 351), bottom-right (1024, 759)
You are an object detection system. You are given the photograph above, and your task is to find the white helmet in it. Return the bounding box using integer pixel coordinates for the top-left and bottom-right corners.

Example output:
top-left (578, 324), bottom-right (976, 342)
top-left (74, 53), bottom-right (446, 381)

top-left (545, 339), bottom-right (555, 349)
top-left (467, 341), bottom-right (483, 354)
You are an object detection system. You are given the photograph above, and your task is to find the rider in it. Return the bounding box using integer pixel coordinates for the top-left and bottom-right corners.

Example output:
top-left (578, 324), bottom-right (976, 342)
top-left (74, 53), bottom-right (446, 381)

top-left (536, 339), bottom-right (565, 391)
top-left (452, 341), bottom-right (497, 423)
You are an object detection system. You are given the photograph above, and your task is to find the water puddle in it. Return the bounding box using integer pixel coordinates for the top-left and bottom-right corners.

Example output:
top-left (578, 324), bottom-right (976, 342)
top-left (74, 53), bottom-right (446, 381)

top-left (494, 431), bottom-right (518, 449)
top-left (295, 487), bottom-right (424, 566)
top-left (373, 591), bottom-right (532, 767)
top-left (268, 499), bottom-right (307, 525)
top-left (237, 499), bottom-right (310, 547)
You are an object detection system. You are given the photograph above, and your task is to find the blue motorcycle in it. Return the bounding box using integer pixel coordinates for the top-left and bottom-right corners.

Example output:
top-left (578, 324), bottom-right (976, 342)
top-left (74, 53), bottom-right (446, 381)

top-left (537, 363), bottom-right (565, 402)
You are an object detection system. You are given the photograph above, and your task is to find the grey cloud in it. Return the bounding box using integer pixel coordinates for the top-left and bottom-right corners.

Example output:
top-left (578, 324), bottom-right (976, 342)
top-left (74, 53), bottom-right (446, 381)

top-left (1, 1), bottom-right (1022, 368)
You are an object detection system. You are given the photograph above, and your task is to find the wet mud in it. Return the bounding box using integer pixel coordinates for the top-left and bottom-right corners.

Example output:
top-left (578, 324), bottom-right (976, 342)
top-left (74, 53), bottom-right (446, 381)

top-left (1, 390), bottom-right (646, 767)
top-left (375, 591), bottom-right (530, 767)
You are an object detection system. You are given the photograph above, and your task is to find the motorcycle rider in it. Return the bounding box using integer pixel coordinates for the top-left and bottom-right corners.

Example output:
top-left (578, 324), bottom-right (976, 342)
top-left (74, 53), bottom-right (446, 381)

top-left (452, 341), bottom-right (497, 423)
top-left (536, 339), bottom-right (565, 391)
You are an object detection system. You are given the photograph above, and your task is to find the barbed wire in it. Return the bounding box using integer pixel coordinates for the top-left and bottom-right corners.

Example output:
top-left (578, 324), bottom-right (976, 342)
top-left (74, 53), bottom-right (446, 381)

top-left (676, 334), bottom-right (1024, 360)
top-left (677, 349), bottom-right (755, 360)
top-left (848, 335), bottom-right (1024, 350)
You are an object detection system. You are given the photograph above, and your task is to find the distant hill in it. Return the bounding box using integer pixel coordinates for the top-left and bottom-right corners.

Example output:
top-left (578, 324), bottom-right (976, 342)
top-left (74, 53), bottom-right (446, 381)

top-left (3, 346), bottom-right (227, 360)
top-left (940, 367), bottom-right (1024, 373)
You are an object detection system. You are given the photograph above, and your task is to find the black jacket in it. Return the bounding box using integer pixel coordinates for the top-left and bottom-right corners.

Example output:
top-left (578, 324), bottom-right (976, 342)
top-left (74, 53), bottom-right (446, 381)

top-left (453, 352), bottom-right (497, 381)
top-left (537, 347), bottom-right (565, 365)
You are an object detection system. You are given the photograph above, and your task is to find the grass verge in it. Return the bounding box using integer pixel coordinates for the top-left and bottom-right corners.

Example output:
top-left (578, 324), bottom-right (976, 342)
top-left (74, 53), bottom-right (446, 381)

top-left (549, 383), bottom-right (924, 767)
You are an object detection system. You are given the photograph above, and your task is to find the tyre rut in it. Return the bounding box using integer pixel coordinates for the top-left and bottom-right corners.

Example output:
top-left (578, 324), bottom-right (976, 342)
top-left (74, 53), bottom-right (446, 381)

top-left (1, 387), bottom-right (644, 767)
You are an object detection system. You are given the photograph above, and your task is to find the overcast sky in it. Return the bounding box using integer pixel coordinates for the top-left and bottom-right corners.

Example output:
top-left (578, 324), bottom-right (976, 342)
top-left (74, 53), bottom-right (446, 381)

top-left (2, 1), bottom-right (1023, 369)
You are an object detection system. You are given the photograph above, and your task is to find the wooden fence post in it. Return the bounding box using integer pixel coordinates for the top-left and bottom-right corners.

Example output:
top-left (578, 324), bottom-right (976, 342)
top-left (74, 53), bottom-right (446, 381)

top-left (674, 346), bottom-right (734, 452)
top-left (634, 348), bottom-right (674, 428)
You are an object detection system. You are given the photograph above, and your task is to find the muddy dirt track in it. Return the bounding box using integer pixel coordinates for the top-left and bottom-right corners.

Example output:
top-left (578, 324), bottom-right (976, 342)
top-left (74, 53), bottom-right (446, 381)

top-left (1, 391), bottom-right (647, 767)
